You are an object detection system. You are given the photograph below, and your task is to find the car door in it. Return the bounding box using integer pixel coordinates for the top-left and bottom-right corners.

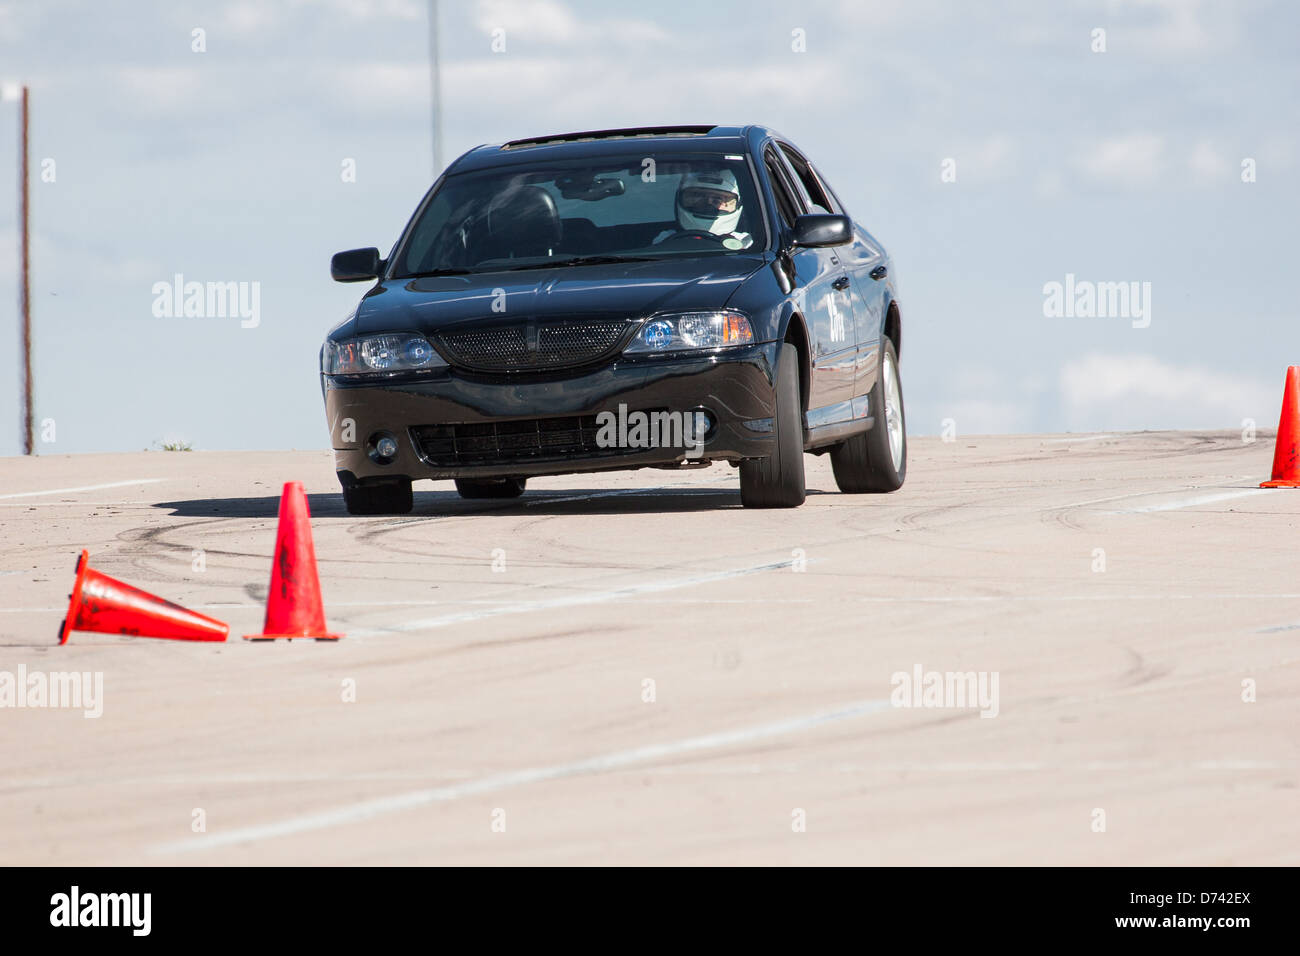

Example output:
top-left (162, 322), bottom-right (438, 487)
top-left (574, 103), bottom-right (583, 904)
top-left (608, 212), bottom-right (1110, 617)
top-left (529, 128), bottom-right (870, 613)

top-left (803, 159), bottom-right (888, 418)
top-left (763, 145), bottom-right (855, 425)
top-left (778, 146), bottom-right (883, 420)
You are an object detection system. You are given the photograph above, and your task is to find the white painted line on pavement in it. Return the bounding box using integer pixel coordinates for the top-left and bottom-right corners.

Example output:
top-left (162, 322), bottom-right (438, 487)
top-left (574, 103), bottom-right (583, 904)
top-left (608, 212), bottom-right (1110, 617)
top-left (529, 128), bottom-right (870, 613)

top-left (1060, 484), bottom-right (1202, 509)
top-left (0, 479), bottom-right (165, 500)
top-left (152, 698), bottom-right (892, 854)
top-left (7, 590), bottom-right (1300, 616)
top-left (1256, 621), bottom-right (1300, 633)
top-left (347, 558), bottom-right (800, 637)
top-left (1104, 487), bottom-right (1272, 514)
top-left (1043, 434), bottom-right (1115, 443)
top-left (855, 593), bottom-right (1300, 603)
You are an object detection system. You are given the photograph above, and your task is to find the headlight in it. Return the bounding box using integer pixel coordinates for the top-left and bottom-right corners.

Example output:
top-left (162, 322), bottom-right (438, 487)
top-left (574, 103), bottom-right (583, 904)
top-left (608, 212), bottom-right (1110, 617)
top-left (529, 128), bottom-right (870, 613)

top-left (322, 333), bottom-right (447, 376)
top-left (623, 311), bottom-right (755, 354)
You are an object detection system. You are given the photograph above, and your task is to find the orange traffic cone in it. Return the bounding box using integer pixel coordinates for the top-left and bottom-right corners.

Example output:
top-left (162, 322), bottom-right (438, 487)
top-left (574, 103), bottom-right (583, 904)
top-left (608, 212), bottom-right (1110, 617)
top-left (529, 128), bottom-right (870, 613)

top-left (245, 481), bottom-right (342, 641)
top-left (59, 550), bottom-right (230, 644)
top-left (1261, 366), bottom-right (1300, 488)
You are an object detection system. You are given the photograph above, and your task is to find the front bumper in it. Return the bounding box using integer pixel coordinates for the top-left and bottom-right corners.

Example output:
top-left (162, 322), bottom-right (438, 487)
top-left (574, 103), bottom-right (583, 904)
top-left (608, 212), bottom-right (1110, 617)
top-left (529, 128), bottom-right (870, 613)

top-left (323, 343), bottom-right (780, 483)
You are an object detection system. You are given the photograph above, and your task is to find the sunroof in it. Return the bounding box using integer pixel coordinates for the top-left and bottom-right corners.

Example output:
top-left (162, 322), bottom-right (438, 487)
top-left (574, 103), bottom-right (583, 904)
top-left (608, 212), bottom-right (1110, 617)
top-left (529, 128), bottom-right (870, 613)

top-left (502, 126), bottom-right (717, 150)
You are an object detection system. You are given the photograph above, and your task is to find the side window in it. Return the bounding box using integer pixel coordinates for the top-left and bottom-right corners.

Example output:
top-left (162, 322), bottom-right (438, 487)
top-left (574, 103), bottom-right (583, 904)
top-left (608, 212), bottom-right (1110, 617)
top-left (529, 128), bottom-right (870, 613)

top-left (763, 148), bottom-right (801, 228)
top-left (779, 144), bottom-right (835, 214)
top-left (810, 165), bottom-right (847, 216)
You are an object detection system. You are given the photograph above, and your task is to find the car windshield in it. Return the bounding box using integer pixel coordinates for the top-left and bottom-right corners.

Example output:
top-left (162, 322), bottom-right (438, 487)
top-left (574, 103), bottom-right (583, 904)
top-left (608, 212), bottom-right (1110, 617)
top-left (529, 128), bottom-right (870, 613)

top-left (391, 153), bottom-right (767, 277)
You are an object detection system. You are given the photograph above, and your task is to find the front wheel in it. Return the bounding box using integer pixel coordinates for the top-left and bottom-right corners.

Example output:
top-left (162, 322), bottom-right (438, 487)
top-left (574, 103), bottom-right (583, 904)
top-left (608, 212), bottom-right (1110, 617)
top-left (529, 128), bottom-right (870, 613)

top-left (831, 337), bottom-right (906, 493)
top-left (739, 343), bottom-right (806, 508)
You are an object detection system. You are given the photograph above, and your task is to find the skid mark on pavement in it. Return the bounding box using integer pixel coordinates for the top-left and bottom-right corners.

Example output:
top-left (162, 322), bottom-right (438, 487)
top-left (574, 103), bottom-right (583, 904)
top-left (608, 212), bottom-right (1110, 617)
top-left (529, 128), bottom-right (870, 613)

top-left (152, 698), bottom-right (892, 854)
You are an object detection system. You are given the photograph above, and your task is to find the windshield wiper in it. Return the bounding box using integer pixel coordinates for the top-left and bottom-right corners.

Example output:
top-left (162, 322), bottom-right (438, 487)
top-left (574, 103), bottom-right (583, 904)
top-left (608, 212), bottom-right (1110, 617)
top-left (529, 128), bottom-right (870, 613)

top-left (501, 255), bottom-right (661, 272)
top-left (399, 267), bottom-right (476, 278)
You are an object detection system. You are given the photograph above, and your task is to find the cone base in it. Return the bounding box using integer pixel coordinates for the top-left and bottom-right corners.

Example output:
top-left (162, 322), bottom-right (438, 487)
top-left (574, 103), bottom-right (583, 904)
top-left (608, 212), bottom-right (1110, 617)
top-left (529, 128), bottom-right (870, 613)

top-left (1260, 479), bottom-right (1300, 487)
top-left (243, 632), bottom-right (342, 642)
top-left (59, 550), bottom-right (90, 645)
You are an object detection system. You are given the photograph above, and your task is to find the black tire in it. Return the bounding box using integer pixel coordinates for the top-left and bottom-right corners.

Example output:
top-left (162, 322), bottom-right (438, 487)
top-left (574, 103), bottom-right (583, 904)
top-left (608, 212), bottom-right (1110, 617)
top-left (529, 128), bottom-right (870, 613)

top-left (455, 477), bottom-right (527, 499)
top-left (342, 478), bottom-right (413, 515)
top-left (831, 337), bottom-right (906, 493)
top-left (740, 343), bottom-right (806, 508)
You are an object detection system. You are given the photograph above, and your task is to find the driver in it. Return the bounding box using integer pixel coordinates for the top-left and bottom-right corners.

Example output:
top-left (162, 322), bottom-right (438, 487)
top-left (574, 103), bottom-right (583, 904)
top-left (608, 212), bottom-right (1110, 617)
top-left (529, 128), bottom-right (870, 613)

top-left (653, 168), bottom-right (752, 250)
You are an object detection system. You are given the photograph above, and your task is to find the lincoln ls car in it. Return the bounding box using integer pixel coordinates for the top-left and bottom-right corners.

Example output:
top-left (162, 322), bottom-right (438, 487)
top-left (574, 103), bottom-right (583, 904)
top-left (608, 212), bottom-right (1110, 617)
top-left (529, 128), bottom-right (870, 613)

top-left (323, 124), bottom-right (906, 514)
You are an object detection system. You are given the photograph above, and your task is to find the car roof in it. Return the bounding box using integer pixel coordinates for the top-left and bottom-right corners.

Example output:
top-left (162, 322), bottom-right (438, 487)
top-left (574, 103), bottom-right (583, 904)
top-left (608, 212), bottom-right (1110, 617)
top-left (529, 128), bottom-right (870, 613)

top-left (447, 125), bottom-right (786, 174)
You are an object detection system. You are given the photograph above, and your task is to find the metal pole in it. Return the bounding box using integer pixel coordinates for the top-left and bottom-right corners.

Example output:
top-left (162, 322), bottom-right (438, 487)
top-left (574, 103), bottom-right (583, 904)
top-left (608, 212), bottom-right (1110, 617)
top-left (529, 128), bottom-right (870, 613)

top-left (19, 85), bottom-right (32, 456)
top-left (429, 0), bottom-right (442, 178)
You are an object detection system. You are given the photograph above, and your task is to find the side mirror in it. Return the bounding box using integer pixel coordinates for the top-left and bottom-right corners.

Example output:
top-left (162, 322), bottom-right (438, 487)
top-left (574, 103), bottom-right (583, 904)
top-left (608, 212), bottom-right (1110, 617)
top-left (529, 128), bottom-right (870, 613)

top-left (331, 247), bottom-right (383, 282)
top-left (790, 214), bottom-right (852, 248)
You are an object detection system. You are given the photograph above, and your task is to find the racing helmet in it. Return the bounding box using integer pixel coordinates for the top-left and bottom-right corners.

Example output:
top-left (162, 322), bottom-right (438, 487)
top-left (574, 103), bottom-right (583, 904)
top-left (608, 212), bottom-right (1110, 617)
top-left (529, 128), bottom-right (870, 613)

top-left (675, 168), bottom-right (743, 235)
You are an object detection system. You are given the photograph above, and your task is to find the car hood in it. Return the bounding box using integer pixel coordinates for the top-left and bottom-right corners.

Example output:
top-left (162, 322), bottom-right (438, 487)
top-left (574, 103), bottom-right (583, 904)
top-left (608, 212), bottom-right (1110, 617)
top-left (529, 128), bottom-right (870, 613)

top-left (344, 254), bottom-right (767, 337)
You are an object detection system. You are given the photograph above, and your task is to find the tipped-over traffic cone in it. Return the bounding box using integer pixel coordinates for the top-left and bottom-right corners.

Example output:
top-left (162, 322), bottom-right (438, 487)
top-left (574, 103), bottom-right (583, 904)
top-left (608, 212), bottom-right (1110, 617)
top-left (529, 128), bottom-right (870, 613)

top-left (1261, 366), bottom-right (1300, 488)
top-left (59, 550), bottom-right (230, 644)
top-left (245, 481), bottom-right (342, 641)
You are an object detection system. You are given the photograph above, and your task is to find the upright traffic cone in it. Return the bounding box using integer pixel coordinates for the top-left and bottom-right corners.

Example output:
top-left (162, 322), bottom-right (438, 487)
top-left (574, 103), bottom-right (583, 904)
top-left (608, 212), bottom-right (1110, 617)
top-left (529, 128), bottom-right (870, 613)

top-left (59, 550), bottom-right (230, 644)
top-left (245, 481), bottom-right (342, 641)
top-left (1261, 366), bottom-right (1300, 488)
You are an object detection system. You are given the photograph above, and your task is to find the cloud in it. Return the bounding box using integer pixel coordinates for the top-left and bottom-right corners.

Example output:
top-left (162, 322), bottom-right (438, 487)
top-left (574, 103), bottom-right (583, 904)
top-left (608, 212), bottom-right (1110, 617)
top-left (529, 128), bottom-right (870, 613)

top-left (1077, 133), bottom-right (1165, 187)
top-left (939, 398), bottom-right (1035, 435)
top-left (114, 66), bottom-right (206, 113)
top-left (435, 55), bottom-right (837, 133)
top-left (1059, 353), bottom-right (1274, 430)
top-left (222, 1), bottom-right (281, 35)
top-left (328, 61), bottom-right (428, 110)
top-left (1187, 139), bottom-right (1229, 185)
top-left (291, 0), bottom-right (423, 22)
top-left (927, 366), bottom-right (1045, 435)
top-left (1109, 0), bottom-right (1228, 57)
top-left (473, 0), bottom-right (582, 44)
top-left (950, 135), bottom-right (1017, 184)
top-left (472, 0), bottom-right (669, 48)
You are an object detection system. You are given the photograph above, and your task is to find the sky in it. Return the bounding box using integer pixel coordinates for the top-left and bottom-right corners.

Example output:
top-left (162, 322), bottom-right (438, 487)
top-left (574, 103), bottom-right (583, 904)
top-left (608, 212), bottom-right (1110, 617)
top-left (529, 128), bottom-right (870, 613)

top-left (0, 0), bottom-right (1297, 455)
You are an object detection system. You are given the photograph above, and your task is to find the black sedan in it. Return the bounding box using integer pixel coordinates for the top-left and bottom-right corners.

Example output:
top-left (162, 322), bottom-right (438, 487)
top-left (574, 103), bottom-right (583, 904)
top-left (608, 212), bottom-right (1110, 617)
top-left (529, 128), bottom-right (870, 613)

top-left (323, 124), bottom-right (905, 514)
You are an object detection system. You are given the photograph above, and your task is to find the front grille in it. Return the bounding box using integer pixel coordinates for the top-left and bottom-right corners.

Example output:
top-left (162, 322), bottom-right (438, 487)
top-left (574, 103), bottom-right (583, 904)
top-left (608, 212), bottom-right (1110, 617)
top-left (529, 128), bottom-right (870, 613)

top-left (411, 414), bottom-right (637, 467)
top-left (434, 317), bottom-right (634, 372)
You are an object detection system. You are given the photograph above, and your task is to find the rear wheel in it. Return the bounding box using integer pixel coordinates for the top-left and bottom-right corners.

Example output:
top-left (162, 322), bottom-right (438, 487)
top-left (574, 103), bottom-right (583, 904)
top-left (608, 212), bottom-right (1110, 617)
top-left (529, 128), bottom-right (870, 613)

top-left (739, 343), bottom-right (806, 508)
top-left (831, 337), bottom-right (906, 493)
top-left (342, 477), bottom-right (413, 515)
top-left (455, 477), bottom-right (527, 499)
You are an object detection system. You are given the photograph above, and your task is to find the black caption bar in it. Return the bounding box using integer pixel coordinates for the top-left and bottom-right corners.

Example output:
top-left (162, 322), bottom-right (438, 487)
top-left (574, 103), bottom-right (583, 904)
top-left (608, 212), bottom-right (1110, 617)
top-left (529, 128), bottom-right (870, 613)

top-left (0, 866), bottom-right (1286, 943)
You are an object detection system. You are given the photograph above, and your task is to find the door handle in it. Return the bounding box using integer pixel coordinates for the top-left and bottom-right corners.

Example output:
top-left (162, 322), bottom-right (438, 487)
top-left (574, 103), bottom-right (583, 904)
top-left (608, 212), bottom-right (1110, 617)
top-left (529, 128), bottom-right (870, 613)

top-left (869, 264), bottom-right (887, 281)
top-left (832, 276), bottom-right (850, 291)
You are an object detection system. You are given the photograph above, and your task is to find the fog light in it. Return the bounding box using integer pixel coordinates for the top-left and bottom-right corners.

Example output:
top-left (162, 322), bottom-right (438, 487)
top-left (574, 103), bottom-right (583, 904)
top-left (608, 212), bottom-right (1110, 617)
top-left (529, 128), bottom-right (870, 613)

top-left (368, 432), bottom-right (399, 465)
top-left (691, 409), bottom-right (717, 442)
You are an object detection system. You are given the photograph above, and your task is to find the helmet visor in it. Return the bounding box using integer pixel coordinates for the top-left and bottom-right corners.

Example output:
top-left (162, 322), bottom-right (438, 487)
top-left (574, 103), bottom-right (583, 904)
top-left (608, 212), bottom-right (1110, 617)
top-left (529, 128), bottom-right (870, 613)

top-left (679, 187), bottom-right (739, 217)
